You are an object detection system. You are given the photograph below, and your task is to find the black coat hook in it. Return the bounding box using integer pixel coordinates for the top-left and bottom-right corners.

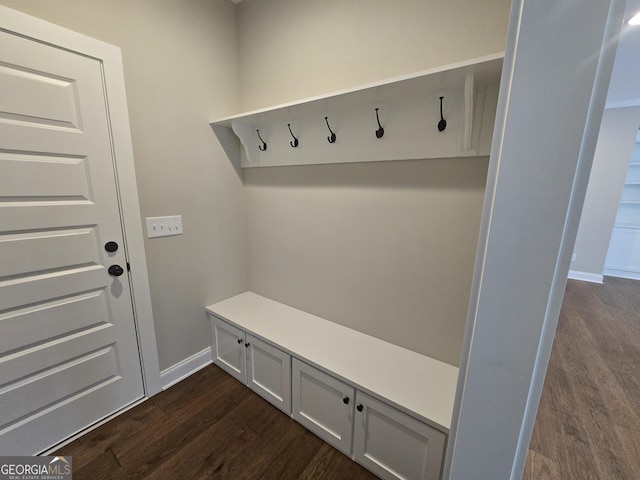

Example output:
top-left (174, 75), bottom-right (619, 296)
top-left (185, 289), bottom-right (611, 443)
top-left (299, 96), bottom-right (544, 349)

top-left (375, 108), bottom-right (384, 138)
top-left (288, 123), bottom-right (299, 148)
top-left (256, 129), bottom-right (267, 151)
top-left (325, 116), bottom-right (336, 143)
top-left (438, 96), bottom-right (447, 132)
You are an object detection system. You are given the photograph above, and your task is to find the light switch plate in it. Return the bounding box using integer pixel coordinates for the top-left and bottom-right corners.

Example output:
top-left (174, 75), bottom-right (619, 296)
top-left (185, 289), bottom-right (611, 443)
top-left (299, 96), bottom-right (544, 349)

top-left (146, 215), bottom-right (183, 238)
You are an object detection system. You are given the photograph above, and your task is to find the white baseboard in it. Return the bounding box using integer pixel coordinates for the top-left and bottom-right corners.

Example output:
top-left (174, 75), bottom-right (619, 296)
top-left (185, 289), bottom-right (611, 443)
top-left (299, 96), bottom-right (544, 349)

top-left (160, 347), bottom-right (213, 390)
top-left (602, 267), bottom-right (640, 281)
top-left (567, 270), bottom-right (603, 284)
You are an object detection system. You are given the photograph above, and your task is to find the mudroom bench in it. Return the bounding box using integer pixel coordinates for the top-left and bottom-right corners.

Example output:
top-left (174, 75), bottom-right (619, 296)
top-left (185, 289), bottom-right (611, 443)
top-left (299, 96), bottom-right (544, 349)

top-left (205, 292), bottom-right (459, 480)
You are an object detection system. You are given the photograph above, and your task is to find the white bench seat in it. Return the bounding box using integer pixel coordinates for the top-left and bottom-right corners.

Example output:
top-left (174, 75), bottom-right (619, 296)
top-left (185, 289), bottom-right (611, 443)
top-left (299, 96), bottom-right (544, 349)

top-left (205, 291), bottom-right (458, 433)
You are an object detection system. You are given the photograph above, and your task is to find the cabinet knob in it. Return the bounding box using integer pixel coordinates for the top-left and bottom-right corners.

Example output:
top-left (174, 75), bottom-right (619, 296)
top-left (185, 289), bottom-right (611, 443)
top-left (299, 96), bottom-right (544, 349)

top-left (343, 396), bottom-right (350, 405)
top-left (356, 404), bottom-right (364, 412)
top-left (237, 338), bottom-right (243, 344)
top-left (245, 343), bottom-right (250, 348)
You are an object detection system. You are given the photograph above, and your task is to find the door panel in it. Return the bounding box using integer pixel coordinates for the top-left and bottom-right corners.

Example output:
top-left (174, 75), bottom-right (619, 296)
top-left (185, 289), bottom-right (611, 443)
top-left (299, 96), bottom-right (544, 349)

top-left (0, 151), bottom-right (91, 200)
top-left (1, 347), bottom-right (119, 426)
top-left (0, 227), bottom-right (99, 277)
top-left (0, 62), bottom-right (82, 130)
top-left (0, 29), bottom-right (144, 454)
top-left (211, 316), bottom-right (246, 383)
top-left (0, 322), bottom-right (115, 387)
top-left (246, 334), bottom-right (291, 414)
top-left (292, 358), bottom-right (354, 455)
top-left (0, 290), bottom-right (109, 354)
top-left (353, 392), bottom-right (445, 480)
top-left (0, 265), bottom-right (105, 312)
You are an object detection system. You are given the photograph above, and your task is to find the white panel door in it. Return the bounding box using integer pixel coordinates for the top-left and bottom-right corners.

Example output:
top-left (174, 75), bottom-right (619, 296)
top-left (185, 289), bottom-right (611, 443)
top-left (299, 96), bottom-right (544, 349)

top-left (246, 334), bottom-right (291, 414)
top-left (292, 358), bottom-right (354, 455)
top-left (0, 30), bottom-right (144, 454)
top-left (353, 392), bottom-right (446, 480)
top-left (211, 316), bottom-right (246, 383)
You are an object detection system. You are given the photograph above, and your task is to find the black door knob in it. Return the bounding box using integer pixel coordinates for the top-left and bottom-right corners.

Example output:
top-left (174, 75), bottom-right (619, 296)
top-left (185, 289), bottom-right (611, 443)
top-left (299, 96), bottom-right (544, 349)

top-left (343, 396), bottom-right (350, 405)
top-left (237, 338), bottom-right (243, 344)
top-left (108, 264), bottom-right (124, 277)
top-left (356, 404), bottom-right (364, 412)
top-left (104, 241), bottom-right (119, 252)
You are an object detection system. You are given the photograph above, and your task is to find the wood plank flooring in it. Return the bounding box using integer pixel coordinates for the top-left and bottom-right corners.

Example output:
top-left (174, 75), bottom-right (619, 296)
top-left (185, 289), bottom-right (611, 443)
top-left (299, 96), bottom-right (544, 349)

top-left (52, 365), bottom-right (377, 479)
top-left (524, 277), bottom-right (640, 480)
top-left (54, 276), bottom-right (640, 479)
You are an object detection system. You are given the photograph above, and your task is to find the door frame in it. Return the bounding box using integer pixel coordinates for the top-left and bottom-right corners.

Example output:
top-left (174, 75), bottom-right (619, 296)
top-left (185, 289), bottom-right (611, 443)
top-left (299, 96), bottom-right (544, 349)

top-left (444, 0), bottom-right (626, 478)
top-left (0, 5), bottom-right (162, 397)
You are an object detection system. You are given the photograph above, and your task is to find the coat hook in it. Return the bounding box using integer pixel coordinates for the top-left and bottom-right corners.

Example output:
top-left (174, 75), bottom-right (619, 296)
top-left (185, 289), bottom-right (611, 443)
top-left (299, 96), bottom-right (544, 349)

top-left (257, 129), bottom-right (267, 151)
top-left (375, 108), bottom-right (384, 138)
top-left (438, 96), bottom-right (447, 132)
top-left (325, 116), bottom-right (336, 143)
top-left (288, 123), bottom-right (299, 148)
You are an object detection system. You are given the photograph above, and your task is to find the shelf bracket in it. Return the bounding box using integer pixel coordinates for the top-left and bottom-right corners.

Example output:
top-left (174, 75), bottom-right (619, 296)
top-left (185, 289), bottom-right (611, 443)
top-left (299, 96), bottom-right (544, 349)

top-left (231, 121), bottom-right (257, 166)
top-left (462, 72), bottom-right (476, 155)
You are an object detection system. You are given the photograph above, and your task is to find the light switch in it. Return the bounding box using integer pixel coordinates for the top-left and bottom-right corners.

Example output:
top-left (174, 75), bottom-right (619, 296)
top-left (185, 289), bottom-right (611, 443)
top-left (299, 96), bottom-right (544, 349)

top-left (146, 215), bottom-right (183, 238)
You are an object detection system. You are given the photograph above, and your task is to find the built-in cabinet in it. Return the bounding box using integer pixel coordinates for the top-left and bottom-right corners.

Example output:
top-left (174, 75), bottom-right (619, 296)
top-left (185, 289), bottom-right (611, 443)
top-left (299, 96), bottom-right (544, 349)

top-left (292, 359), bottom-right (446, 480)
top-left (206, 292), bottom-right (458, 480)
top-left (292, 358), bottom-right (355, 455)
top-left (605, 133), bottom-right (640, 280)
top-left (211, 316), bottom-right (291, 414)
top-left (353, 392), bottom-right (445, 480)
top-left (207, 57), bottom-right (500, 476)
top-left (616, 149), bottom-right (640, 228)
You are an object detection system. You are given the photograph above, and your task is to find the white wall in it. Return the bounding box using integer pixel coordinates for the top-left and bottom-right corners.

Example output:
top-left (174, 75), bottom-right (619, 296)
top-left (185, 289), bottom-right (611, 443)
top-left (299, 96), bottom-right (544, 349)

top-left (246, 159), bottom-right (488, 366)
top-left (0, 0), bottom-right (248, 371)
top-left (570, 106), bottom-right (640, 281)
top-left (238, 0), bottom-right (510, 366)
top-left (238, 0), bottom-right (511, 111)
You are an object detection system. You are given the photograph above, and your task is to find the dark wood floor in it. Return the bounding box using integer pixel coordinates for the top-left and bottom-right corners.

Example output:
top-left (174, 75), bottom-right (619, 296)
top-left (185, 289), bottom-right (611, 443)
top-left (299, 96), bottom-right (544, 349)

top-left (53, 365), bottom-right (377, 479)
top-left (55, 277), bottom-right (640, 479)
top-left (524, 277), bottom-right (640, 479)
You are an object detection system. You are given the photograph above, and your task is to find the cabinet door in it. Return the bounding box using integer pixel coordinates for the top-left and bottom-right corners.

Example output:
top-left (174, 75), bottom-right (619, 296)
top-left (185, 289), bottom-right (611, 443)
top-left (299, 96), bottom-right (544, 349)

top-left (292, 358), bottom-right (354, 455)
top-left (353, 392), bottom-right (445, 480)
top-left (210, 316), bottom-right (246, 383)
top-left (246, 334), bottom-right (291, 414)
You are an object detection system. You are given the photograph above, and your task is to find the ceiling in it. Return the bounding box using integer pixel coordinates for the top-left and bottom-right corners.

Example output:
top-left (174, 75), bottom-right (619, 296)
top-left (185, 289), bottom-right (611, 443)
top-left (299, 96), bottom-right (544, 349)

top-left (606, 0), bottom-right (640, 104)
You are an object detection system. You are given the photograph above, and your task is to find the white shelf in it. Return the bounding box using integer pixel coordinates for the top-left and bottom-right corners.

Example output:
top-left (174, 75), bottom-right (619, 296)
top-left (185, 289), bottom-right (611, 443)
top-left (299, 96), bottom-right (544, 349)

top-left (205, 291), bottom-right (459, 433)
top-left (211, 53), bottom-right (503, 168)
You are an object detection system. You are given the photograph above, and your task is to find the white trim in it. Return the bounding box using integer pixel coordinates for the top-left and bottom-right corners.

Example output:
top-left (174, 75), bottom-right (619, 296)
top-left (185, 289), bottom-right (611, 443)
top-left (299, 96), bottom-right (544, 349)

top-left (445, 1), bottom-right (625, 478)
top-left (0, 5), bottom-right (161, 396)
top-left (567, 270), bottom-right (604, 283)
top-left (103, 57), bottom-right (162, 396)
top-left (0, 4), bottom-right (122, 63)
top-left (605, 97), bottom-right (640, 109)
top-left (160, 348), bottom-right (213, 390)
top-left (602, 267), bottom-right (640, 280)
